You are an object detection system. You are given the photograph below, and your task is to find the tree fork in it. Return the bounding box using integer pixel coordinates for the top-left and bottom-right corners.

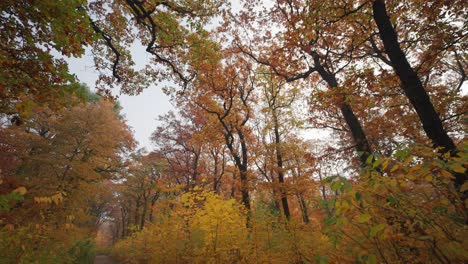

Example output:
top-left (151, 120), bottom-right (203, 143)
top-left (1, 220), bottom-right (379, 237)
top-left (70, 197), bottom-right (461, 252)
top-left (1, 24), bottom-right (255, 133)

top-left (311, 52), bottom-right (373, 165)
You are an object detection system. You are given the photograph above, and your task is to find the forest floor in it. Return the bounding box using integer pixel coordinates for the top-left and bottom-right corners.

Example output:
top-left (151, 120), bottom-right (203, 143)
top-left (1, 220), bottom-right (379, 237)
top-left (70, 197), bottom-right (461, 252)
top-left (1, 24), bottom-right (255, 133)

top-left (94, 255), bottom-right (116, 264)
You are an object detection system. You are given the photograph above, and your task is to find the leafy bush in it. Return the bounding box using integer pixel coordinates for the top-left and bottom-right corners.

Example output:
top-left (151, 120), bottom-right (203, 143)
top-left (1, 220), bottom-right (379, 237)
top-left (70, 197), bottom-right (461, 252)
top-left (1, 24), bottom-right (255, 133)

top-left (322, 145), bottom-right (468, 263)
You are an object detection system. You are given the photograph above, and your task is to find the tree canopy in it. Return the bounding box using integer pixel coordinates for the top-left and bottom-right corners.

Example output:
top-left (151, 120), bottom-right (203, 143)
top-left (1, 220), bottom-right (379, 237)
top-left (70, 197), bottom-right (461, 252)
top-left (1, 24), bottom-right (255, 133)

top-left (0, 0), bottom-right (466, 263)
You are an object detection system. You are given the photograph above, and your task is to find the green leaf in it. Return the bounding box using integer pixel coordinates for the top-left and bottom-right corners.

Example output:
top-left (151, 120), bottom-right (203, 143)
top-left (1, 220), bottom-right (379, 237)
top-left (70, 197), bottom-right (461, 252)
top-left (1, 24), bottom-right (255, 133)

top-left (369, 224), bottom-right (386, 238)
top-left (323, 217), bottom-right (337, 226)
top-left (366, 154), bottom-right (374, 165)
top-left (387, 195), bottom-right (398, 206)
top-left (330, 181), bottom-right (341, 192)
top-left (355, 191), bottom-right (362, 202)
top-left (372, 158), bottom-right (382, 168)
top-left (341, 179), bottom-right (352, 192)
top-left (323, 176), bottom-right (336, 184)
top-left (358, 214), bottom-right (372, 223)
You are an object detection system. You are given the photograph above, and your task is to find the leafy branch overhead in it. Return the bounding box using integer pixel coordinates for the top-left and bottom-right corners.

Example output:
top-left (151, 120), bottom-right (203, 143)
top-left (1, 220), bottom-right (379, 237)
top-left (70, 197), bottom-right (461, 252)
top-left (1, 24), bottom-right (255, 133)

top-left (0, 0), bottom-right (466, 263)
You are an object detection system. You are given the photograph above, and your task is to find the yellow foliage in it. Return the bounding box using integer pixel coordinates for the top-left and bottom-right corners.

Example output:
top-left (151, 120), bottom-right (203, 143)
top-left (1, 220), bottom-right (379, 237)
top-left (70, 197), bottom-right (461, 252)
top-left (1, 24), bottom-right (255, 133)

top-left (112, 190), bottom-right (330, 263)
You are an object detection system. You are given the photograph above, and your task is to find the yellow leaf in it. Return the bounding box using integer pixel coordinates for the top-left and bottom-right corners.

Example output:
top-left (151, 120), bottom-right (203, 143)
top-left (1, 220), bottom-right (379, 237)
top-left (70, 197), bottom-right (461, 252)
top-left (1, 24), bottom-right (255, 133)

top-left (450, 163), bottom-right (466, 174)
top-left (424, 175), bottom-right (432, 182)
top-left (382, 160), bottom-right (389, 170)
top-left (366, 254), bottom-right (377, 264)
top-left (460, 182), bottom-right (468, 193)
top-left (13, 186), bottom-right (27, 195)
top-left (369, 224), bottom-right (386, 238)
top-left (390, 165), bottom-right (399, 172)
top-left (440, 170), bottom-right (453, 179)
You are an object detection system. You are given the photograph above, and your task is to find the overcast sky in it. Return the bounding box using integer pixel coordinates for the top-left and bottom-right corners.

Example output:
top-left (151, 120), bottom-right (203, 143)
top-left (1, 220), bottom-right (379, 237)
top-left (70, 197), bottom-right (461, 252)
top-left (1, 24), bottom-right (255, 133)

top-left (67, 50), bottom-right (173, 151)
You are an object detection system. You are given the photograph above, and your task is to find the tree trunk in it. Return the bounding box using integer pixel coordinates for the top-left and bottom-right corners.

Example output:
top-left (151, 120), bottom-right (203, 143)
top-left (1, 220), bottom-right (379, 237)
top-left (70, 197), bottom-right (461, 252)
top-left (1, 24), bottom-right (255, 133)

top-left (297, 193), bottom-right (310, 224)
top-left (226, 129), bottom-right (251, 211)
top-left (134, 200), bottom-right (141, 228)
top-left (191, 149), bottom-right (201, 187)
top-left (312, 54), bottom-right (373, 165)
top-left (213, 154), bottom-right (220, 193)
top-left (272, 111), bottom-right (291, 219)
top-left (149, 193), bottom-right (159, 223)
top-left (238, 131), bottom-right (251, 210)
top-left (120, 206), bottom-right (127, 238)
top-left (140, 200), bottom-right (148, 230)
top-left (372, 0), bottom-right (464, 187)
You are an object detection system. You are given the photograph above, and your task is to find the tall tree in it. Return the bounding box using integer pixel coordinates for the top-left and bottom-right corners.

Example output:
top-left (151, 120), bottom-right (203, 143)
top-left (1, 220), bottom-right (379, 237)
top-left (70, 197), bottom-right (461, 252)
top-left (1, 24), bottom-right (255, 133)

top-left (256, 71), bottom-right (298, 219)
top-left (193, 54), bottom-right (256, 210)
top-left (232, 0), bottom-right (374, 165)
top-left (371, 0), bottom-right (466, 186)
top-left (0, 99), bottom-right (135, 260)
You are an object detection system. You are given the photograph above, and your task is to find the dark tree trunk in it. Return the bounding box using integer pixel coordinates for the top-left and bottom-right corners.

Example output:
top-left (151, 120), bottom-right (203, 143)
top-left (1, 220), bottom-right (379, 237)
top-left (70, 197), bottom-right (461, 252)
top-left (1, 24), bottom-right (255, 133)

top-left (297, 194), bottom-right (310, 224)
top-left (120, 206), bottom-right (128, 238)
top-left (213, 154), bottom-right (219, 192)
top-left (273, 112), bottom-right (291, 220)
top-left (228, 129), bottom-right (251, 211)
top-left (312, 54), bottom-right (373, 165)
top-left (372, 0), bottom-right (464, 187)
top-left (149, 192), bottom-right (159, 223)
top-left (191, 149), bottom-right (201, 187)
top-left (134, 200), bottom-right (141, 228)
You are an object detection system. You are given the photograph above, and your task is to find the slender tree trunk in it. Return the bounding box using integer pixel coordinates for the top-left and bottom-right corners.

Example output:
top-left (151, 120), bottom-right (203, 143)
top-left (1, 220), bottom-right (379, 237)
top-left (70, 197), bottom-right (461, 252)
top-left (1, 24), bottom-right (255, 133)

top-left (272, 112), bottom-right (291, 219)
top-left (238, 131), bottom-right (251, 210)
top-left (270, 168), bottom-right (282, 213)
top-left (191, 149), bottom-right (201, 187)
top-left (213, 154), bottom-right (220, 193)
top-left (134, 200), bottom-right (141, 228)
top-left (297, 193), bottom-right (309, 224)
top-left (238, 166), bottom-right (251, 210)
top-left (273, 191), bottom-right (281, 213)
top-left (121, 207), bottom-right (127, 238)
top-left (140, 199), bottom-right (148, 230)
top-left (149, 193), bottom-right (159, 223)
top-left (372, 0), bottom-right (464, 187)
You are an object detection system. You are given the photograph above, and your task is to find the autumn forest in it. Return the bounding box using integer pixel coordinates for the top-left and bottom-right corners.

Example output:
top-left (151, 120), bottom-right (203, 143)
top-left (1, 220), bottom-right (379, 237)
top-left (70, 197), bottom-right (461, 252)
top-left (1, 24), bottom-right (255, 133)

top-left (0, 0), bottom-right (467, 263)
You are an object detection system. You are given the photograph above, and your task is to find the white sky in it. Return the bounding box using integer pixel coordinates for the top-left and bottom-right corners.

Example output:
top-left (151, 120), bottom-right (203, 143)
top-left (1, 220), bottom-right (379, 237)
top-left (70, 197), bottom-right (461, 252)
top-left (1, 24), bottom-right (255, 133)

top-left (67, 51), bottom-right (173, 151)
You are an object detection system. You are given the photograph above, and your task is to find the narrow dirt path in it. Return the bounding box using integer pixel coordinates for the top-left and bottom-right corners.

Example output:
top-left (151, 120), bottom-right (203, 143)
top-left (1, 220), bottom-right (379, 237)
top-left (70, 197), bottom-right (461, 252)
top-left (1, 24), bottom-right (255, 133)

top-left (94, 255), bottom-right (116, 264)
